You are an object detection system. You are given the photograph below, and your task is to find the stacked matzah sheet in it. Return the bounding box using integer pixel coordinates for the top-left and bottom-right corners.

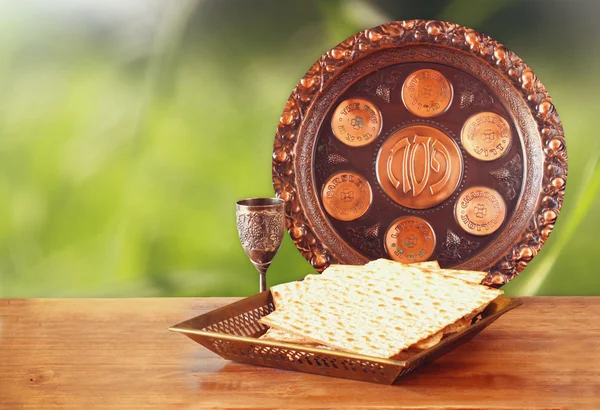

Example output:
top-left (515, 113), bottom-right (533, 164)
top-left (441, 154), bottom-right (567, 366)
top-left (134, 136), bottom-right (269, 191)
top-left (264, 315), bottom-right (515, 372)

top-left (258, 259), bottom-right (501, 359)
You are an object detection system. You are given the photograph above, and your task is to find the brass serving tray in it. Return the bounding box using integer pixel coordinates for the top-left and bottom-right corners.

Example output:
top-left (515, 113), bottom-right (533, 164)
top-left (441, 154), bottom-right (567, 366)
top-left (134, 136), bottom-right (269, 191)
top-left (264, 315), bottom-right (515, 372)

top-left (170, 292), bottom-right (522, 384)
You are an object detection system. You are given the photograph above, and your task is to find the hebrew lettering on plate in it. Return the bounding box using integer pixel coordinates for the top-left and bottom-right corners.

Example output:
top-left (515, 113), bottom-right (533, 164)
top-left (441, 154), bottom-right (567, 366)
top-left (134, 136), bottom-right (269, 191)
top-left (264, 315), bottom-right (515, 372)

top-left (376, 125), bottom-right (463, 209)
top-left (387, 135), bottom-right (453, 196)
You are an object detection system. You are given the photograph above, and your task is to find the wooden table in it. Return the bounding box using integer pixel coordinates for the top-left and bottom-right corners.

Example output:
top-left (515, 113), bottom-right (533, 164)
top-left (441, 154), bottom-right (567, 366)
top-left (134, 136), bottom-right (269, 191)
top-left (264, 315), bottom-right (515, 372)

top-left (1, 297), bottom-right (599, 409)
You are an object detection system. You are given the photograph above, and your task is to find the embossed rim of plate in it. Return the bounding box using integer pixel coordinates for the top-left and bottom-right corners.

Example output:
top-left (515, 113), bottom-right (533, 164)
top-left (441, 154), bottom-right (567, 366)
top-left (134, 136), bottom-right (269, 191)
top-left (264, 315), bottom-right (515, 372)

top-left (272, 20), bottom-right (567, 287)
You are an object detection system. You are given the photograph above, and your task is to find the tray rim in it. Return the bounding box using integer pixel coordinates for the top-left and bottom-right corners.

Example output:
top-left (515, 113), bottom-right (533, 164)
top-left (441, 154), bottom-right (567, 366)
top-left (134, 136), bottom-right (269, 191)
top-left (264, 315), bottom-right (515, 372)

top-left (169, 293), bottom-right (523, 367)
top-left (271, 19), bottom-right (567, 287)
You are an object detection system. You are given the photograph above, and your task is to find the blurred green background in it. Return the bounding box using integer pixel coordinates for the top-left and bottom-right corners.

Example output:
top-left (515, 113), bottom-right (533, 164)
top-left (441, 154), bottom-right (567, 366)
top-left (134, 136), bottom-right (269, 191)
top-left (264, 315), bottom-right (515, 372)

top-left (0, 0), bottom-right (598, 298)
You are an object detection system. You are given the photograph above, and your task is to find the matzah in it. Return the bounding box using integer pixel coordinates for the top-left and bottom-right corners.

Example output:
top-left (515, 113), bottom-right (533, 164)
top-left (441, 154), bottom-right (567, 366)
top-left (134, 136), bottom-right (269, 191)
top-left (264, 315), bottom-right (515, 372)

top-left (260, 327), bottom-right (319, 344)
top-left (265, 261), bottom-right (443, 346)
top-left (366, 259), bottom-right (487, 284)
top-left (259, 263), bottom-right (501, 358)
top-left (270, 261), bottom-right (443, 310)
top-left (319, 261), bottom-right (492, 349)
top-left (320, 262), bottom-right (494, 323)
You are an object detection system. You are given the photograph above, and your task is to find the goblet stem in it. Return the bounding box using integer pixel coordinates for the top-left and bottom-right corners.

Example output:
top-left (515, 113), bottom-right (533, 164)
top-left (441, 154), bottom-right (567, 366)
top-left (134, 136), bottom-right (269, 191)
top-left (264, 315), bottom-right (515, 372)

top-left (253, 262), bottom-right (269, 292)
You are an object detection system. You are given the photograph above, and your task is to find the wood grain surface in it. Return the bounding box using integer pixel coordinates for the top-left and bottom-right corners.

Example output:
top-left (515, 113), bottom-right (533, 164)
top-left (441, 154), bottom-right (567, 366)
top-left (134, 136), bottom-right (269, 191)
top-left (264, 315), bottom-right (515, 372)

top-left (0, 297), bottom-right (599, 409)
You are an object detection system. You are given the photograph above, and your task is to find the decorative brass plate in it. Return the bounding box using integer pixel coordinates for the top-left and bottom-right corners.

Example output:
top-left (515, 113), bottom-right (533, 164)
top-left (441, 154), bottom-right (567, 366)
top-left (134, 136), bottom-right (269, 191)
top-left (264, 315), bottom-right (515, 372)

top-left (170, 290), bottom-right (522, 384)
top-left (272, 20), bottom-right (567, 287)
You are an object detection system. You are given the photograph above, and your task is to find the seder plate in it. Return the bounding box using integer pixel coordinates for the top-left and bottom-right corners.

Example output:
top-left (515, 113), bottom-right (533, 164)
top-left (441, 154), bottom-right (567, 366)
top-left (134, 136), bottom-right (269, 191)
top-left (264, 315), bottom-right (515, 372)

top-left (272, 20), bottom-right (567, 287)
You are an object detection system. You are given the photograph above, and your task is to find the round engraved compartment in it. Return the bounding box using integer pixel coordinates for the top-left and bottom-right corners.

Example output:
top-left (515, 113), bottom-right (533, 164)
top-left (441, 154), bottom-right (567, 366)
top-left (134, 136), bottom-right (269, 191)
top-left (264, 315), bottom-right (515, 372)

top-left (331, 98), bottom-right (382, 147)
top-left (461, 112), bottom-right (512, 161)
top-left (321, 171), bottom-right (373, 221)
top-left (384, 216), bottom-right (436, 263)
top-left (455, 187), bottom-right (507, 236)
top-left (401, 69), bottom-right (453, 118)
top-left (376, 125), bottom-right (463, 210)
